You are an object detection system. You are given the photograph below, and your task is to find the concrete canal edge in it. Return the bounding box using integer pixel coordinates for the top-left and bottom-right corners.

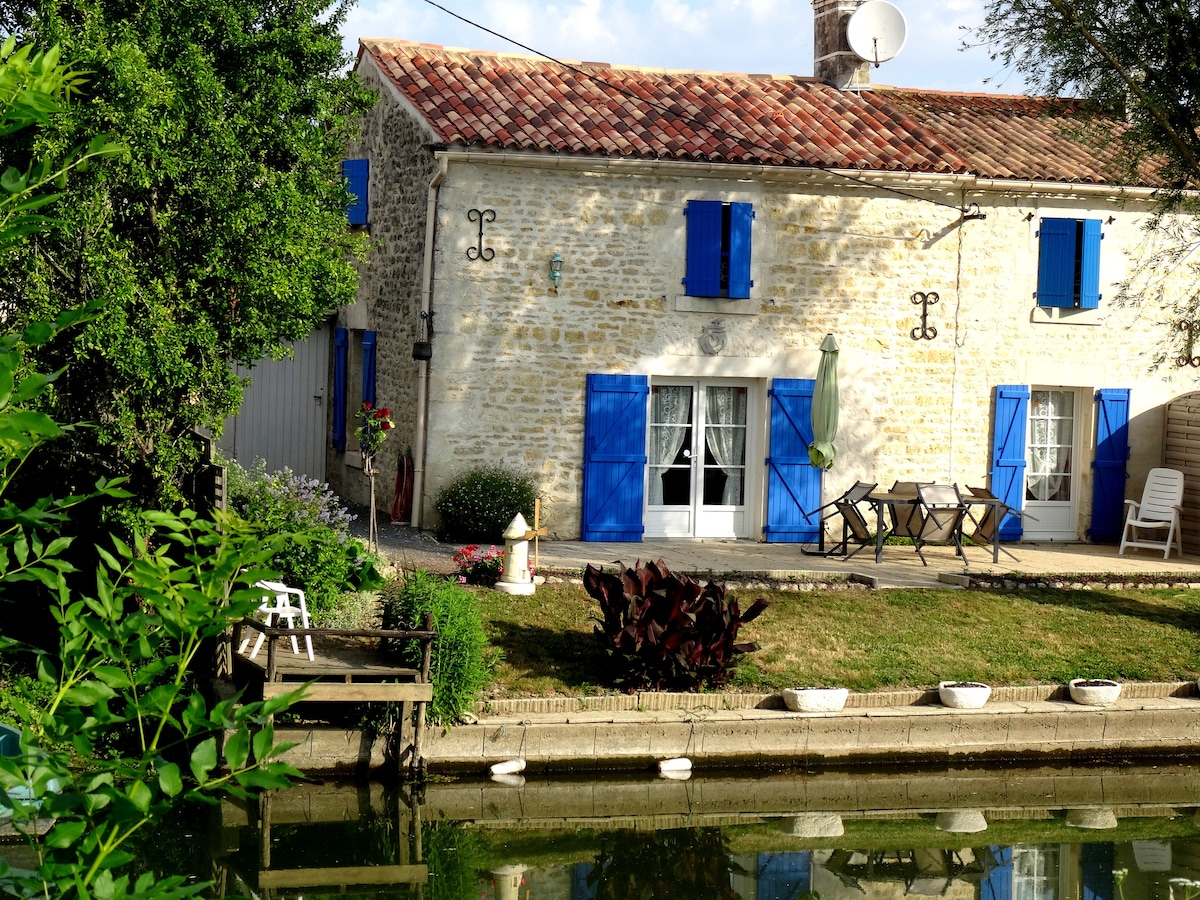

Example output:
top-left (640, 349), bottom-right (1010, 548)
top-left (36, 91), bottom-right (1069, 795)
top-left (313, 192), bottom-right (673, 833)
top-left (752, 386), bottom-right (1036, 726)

top-left (269, 681), bottom-right (1200, 775)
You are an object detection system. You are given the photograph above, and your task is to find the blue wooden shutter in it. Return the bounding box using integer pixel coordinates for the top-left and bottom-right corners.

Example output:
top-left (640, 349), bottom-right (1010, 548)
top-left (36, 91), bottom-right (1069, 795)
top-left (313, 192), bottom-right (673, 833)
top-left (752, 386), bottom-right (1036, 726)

top-left (1090, 388), bottom-right (1130, 541)
top-left (1080, 218), bottom-right (1103, 309)
top-left (980, 847), bottom-right (1012, 900)
top-left (581, 374), bottom-right (648, 541)
top-left (1036, 218), bottom-right (1076, 308)
top-left (763, 378), bottom-right (820, 542)
top-left (343, 159), bottom-right (369, 226)
top-left (332, 327), bottom-right (348, 451)
top-left (757, 853), bottom-right (811, 900)
top-left (361, 330), bottom-right (377, 408)
top-left (1081, 842), bottom-right (1114, 900)
top-left (683, 200), bottom-right (723, 297)
top-left (991, 385), bottom-right (1029, 540)
top-left (728, 202), bottom-right (754, 299)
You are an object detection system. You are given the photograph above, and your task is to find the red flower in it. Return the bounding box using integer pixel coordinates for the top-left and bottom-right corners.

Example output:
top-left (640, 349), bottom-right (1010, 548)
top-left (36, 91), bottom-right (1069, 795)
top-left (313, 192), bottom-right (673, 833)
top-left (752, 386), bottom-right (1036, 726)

top-left (383, 422), bottom-right (393, 430)
top-left (364, 401), bottom-right (373, 410)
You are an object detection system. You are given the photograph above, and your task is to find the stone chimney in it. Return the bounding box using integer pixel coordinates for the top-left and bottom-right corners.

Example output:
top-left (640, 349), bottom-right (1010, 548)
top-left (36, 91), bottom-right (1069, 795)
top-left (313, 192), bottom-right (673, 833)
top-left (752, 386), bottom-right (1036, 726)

top-left (813, 0), bottom-right (869, 89)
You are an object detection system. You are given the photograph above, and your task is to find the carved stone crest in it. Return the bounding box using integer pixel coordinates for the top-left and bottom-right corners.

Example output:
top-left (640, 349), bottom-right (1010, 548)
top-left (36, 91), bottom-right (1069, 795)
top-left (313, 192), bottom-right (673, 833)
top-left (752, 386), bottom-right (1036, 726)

top-left (699, 319), bottom-right (727, 356)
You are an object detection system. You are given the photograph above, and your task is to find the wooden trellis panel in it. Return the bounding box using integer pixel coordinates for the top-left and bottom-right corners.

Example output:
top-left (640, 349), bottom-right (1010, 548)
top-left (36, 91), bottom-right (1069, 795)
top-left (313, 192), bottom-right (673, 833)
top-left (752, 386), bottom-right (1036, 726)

top-left (1163, 392), bottom-right (1200, 554)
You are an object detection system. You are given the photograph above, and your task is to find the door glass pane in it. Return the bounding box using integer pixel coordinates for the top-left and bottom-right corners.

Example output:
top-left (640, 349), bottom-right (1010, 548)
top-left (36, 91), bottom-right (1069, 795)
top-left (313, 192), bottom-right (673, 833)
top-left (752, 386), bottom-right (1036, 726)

top-left (1013, 845), bottom-right (1058, 900)
top-left (702, 386), bottom-right (747, 506)
top-left (648, 385), bottom-right (693, 507)
top-left (1027, 389), bottom-right (1073, 502)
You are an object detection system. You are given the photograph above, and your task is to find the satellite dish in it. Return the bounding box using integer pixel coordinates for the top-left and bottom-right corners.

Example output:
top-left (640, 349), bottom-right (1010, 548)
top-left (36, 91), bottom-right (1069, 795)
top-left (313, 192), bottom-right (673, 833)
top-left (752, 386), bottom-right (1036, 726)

top-left (846, 0), bottom-right (908, 66)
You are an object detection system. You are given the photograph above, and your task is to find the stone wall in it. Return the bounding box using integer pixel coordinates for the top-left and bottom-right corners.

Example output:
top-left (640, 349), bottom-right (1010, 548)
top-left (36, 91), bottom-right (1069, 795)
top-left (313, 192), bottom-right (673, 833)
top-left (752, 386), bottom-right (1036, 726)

top-left (345, 72), bottom-right (1197, 541)
top-left (328, 57), bottom-right (437, 512)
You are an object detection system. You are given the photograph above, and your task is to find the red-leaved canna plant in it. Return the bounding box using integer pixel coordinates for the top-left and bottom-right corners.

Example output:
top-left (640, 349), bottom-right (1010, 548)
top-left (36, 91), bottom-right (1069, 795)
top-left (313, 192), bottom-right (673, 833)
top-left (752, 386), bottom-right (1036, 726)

top-left (582, 558), bottom-right (768, 691)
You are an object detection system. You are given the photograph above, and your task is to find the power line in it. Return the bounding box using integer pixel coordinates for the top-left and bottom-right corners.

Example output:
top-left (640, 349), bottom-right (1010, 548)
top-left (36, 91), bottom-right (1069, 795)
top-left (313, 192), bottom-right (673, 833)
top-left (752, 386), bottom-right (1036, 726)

top-left (414, 0), bottom-right (968, 214)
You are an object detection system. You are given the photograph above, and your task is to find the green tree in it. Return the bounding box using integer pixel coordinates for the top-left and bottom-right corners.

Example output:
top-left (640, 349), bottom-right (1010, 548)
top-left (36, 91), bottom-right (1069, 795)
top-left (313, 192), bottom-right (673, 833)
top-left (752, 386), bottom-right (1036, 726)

top-left (972, 0), bottom-right (1200, 192)
top-left (0, 41), bottom-right (304, 899)
top-left (972, 1), bottom-right (1200, 363)
top-left (0, 0), bottom-right (375, 513)
top-left (0, 36), bottom-right (120, 251)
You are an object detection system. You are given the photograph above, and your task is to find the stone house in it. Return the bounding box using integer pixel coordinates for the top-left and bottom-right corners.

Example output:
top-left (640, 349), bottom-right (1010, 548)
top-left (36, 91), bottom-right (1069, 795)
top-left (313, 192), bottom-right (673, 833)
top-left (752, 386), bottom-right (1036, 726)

top-left (327, 23), bottom-right (1200, 549)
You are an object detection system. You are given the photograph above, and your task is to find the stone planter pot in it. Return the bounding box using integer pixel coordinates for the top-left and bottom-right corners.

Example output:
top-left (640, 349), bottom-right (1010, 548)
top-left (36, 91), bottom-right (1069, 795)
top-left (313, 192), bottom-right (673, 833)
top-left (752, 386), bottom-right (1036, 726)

top-left (1069, 678), bottom-right (1122, 707)
top-left (782, 687), bottom-right (849, 712)
top-left (935, 809), bottom-right (988, 833)
top-left (780, 813), bottom-right (844, 837)
top-left (1066, 807), bottom-right (1119, 829)
top-left (938, 681), bottom-right (992, 709)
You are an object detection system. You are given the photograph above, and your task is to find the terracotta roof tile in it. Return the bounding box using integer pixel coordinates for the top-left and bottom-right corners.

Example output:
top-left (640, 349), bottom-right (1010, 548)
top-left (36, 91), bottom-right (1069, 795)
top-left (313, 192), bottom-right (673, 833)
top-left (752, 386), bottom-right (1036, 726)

top-left (357, 39), bottom-right (1162, 188)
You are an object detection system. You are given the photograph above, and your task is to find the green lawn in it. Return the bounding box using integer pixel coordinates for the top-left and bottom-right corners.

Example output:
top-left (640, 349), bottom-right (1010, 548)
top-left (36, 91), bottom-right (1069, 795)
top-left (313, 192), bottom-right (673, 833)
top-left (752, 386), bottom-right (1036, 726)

top-left (473, 581), bottom-right (1200, 696)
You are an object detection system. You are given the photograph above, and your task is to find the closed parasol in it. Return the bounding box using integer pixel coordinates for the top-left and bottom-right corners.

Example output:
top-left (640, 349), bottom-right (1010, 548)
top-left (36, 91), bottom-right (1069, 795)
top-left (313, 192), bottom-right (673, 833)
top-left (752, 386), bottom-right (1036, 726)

top-left (808, 333), bottom-right (839, 469)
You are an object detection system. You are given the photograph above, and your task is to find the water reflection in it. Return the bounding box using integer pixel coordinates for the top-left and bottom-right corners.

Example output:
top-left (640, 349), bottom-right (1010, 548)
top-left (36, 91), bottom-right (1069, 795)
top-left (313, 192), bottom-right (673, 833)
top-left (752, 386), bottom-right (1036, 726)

top-left (198, 763), bottom-right (1200, 899)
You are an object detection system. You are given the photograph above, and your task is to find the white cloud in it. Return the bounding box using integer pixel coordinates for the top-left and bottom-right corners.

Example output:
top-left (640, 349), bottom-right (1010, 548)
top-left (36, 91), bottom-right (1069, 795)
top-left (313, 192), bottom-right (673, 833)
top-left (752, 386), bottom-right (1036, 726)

top-left (342, 0), bottom-right (1027, 93)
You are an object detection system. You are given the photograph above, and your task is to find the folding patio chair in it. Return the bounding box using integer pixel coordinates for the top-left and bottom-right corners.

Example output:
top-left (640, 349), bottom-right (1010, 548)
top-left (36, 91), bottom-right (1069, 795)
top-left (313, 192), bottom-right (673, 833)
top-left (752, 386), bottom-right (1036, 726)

top-left (912, 484), bottom-right (968, 566)
top-left (1119, 467), bottom-right (1185, 559)
top-left (963, 485), bottom-right (1023, 562)
top-left (888, 480), bottom-right (928, 539)
top-left (828, 481), bottom-right (879, 559)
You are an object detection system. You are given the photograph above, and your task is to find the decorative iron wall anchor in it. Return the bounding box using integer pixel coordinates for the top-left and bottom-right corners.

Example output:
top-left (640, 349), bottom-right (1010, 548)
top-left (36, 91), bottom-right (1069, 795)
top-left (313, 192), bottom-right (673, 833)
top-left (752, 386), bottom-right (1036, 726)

top-left (1176, 320), bottom-right (1200, 367)
top-left (466, 208), bottom-right (496, 261)
top-left (910, 291), bottom-right (939, 340)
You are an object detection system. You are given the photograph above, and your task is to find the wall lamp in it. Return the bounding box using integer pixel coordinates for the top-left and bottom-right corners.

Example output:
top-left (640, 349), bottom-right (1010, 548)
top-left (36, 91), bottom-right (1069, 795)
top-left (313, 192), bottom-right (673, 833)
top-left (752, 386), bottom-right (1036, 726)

top-left (549, 252), bottom-right (563, 289)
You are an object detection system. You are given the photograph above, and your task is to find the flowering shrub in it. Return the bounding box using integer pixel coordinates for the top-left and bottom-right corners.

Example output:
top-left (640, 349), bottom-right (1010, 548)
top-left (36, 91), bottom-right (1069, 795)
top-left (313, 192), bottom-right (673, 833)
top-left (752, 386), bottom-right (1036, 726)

top-left (226, 461), bottom-right (382, 618)
top-left (434, 464), bottom-right (539, 543)
top-left (355, 401), bottom-right (393, 454)
top-left (453, 544), bottom-right (504, 586)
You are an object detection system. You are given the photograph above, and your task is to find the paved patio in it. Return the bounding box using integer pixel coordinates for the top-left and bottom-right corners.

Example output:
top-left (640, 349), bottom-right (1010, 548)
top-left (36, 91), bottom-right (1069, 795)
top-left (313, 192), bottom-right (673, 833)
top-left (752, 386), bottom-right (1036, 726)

top-left (529, 537), bottom-right (1200, 589)
top-left (366, 517), bottom-right (1200, 589)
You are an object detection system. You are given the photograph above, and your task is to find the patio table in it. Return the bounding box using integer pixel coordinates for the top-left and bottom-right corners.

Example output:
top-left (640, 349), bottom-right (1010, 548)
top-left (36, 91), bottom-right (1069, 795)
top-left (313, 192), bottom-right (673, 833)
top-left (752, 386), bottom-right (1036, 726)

top-left (868, 488), bottom-right (1005, 565)
top-left (866, 489), bottom-right (919, 564)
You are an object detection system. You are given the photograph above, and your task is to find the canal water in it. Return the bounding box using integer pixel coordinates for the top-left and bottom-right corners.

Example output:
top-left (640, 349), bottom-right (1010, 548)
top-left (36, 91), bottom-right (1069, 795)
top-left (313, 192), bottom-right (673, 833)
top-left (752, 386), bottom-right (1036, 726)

top-left (157, 761), bottom-right (1200, 899)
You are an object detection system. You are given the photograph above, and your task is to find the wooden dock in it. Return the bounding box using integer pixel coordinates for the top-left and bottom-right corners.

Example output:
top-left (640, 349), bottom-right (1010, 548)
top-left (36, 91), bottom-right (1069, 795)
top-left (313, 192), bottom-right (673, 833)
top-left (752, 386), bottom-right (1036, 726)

top-left (231, 614), bottom-right (435, 776)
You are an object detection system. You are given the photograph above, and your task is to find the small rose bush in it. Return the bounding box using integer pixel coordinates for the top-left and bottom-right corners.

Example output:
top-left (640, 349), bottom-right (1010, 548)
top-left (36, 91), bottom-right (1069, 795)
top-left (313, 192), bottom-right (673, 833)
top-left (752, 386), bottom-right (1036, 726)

top-left (355, 400), bottom-right (393, 454)
top-left (453, 544), bottom-right (504, 586)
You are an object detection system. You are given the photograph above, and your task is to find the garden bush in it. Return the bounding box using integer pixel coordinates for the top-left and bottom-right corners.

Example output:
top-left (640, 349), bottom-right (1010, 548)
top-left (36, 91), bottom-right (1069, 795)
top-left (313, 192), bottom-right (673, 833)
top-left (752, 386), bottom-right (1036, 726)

top-left (583, 558), bottom-right (769, 691)
top-left (434, 464), bottom-right (538, 544)
top-left (380, 570), bottom-right (497, 723)
top-left (226, 461), bottom-right (382, 619)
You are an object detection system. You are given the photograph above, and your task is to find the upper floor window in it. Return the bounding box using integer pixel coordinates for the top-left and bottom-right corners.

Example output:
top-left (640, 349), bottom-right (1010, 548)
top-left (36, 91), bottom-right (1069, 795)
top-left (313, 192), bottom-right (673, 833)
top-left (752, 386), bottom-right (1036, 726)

top-left (342, 159), bottom-right (369, 227)
top-left (683, 199), bottom-right (754, 299)
top-left (1036, 217), bottom-right (1102, 309)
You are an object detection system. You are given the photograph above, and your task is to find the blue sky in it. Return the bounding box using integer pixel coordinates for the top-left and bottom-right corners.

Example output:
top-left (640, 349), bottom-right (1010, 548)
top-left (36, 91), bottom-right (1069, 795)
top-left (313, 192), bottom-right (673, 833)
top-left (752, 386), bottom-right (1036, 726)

top-left (341, 0), bottom-right (1028, 95)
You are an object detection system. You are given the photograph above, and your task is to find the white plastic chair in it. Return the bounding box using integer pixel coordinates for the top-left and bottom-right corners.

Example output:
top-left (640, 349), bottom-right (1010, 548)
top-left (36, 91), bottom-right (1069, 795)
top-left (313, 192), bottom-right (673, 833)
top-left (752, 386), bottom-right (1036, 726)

top-left (237, 580), bottom-right (315, 661)
top-left (1119, 467), bottom-right (1184, 559)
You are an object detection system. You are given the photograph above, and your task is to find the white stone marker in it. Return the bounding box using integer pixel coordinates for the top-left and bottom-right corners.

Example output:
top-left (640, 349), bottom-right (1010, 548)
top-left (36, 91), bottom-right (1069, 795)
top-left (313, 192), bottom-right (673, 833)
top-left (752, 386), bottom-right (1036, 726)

top-left (495, 513), bottom-right (536, 595)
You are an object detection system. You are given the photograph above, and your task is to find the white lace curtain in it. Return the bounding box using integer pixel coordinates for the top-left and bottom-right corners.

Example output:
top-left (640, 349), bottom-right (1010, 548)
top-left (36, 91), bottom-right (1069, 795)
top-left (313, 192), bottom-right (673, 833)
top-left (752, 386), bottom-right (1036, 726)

top-left (705, 386), bottom-right (747, 506)
top-left (649, 386), bottom-right (690, 505)
top-left (1027, 392), bottom-right (1073, 502)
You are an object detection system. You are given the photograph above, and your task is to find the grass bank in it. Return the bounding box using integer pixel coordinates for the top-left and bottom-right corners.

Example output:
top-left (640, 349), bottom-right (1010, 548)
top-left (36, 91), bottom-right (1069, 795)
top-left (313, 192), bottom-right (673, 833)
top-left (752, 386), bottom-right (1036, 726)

top-left (473, 581), bottom-right (1200, 697)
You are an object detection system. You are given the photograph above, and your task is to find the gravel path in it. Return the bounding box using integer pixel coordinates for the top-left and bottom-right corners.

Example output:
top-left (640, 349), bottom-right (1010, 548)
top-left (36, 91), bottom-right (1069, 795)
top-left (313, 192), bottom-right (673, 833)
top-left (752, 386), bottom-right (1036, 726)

top-left (345, 506), bottom-right (457, 575)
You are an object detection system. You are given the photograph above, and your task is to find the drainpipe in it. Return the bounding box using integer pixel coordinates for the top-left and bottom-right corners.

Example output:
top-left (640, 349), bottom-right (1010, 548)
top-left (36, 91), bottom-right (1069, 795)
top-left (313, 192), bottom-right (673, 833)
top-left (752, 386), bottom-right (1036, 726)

top-left (410, 155), bottom-right (448, 528)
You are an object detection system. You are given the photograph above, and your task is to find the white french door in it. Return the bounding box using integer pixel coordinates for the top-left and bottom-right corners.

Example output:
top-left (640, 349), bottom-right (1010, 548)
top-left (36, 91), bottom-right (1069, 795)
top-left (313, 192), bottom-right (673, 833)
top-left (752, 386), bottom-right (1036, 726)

top-left (1023, 387), bottom-right (1081, 540)
top-left (644, 379), bottom-right (757, 539)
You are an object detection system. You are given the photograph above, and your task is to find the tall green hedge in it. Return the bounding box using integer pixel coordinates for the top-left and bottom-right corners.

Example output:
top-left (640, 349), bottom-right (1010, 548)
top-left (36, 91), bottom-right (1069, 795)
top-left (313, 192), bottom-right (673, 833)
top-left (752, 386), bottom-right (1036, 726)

top-left (380, 571), bottom-right (496, 724)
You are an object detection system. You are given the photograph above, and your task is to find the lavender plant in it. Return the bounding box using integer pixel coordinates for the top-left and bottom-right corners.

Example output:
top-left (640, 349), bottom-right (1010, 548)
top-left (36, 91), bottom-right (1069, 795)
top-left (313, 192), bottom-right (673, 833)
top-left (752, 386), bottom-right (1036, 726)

top-left (226, 461), bottom-right (381, 618)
